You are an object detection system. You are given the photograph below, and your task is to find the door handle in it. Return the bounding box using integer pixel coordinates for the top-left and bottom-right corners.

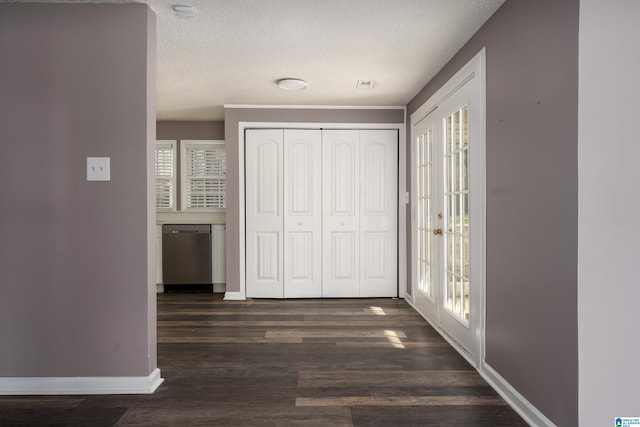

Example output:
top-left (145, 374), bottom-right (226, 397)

top-left (433, 228), bottom-right (443, 235)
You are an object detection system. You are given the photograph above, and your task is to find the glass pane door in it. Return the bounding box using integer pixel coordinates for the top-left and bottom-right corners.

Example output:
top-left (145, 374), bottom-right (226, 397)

top-left (417, 130), bottom-right (434, 299)
top-left (444, 106), bottom-right (470, 323)
top-left (411, 50), bottom-right (485, 363)
top-left (413, 95), bottom-right (476, 356)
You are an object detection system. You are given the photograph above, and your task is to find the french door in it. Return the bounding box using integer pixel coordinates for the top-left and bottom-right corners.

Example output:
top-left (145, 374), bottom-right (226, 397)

top-left (412, 53), bottom-right (484, 359)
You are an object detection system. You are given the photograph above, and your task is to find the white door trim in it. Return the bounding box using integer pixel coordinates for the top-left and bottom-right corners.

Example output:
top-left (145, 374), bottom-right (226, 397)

top-left (236, 120), bottom-right (407, 301)
top-left (410, 48), bottom-right (486, 367)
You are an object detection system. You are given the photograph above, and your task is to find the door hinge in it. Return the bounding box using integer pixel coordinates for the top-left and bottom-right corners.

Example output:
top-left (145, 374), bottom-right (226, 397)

top-left (404, 191), bottom-right (410, 204)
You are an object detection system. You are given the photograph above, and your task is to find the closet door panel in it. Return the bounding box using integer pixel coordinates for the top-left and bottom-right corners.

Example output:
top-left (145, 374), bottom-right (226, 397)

top-left (284, 129), bottom-right (322, 298)
top-left (245, 127), bottom-right (398, 299)
top-left (245, 129), bottom-right (284, 298)
top-left (360, 129), bottom-right (398, 297)
top-left (322, 130), bottom-right (360, 297)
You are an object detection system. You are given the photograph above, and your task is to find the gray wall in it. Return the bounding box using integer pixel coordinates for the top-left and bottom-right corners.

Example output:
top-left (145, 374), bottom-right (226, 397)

top-left (407, 1), bottom-right (578, 425)
top-left (145, 7), bottom-right (158, 374)
top-left (0, 4), bottom-right (157, 377)
top-left (224, 108), bottom-right (404, 293)
top-left (157, 121), bottom-right (225, 140)
top-left (578, 0), bottom-right (640, 425)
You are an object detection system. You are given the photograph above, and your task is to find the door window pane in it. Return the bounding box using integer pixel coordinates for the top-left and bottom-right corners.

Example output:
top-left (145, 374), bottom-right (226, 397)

top-left (416, 131), bottom-right (434, 299)
top-left (443, 106), bottom-right (470, 324)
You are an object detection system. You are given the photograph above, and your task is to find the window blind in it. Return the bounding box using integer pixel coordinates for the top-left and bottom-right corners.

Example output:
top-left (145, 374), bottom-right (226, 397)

top-left (184, 142), bottom-right (226, 209)
top-left (155, 142), bottom-right (176, 210)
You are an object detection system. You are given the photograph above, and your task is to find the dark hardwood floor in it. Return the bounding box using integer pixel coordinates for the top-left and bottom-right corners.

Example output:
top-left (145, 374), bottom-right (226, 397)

top-left (0, 293), bottom-right (526, 426)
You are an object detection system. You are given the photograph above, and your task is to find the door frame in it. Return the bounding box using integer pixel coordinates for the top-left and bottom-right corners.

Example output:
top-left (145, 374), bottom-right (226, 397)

top-left (409, 48), bottom-right (486, 368)
top-left (237, 120), bottom-right (407, 301)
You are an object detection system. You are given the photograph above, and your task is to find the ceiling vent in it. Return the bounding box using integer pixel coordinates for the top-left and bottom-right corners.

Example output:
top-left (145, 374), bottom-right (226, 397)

top-left (356, 80), bottom-right (376, 89)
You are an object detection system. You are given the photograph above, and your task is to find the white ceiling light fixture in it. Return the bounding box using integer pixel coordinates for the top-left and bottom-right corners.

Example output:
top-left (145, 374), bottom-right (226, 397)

top-left (277, 78), bottom-right (308, 91)
top-left (173, 5), bottom-right (197, 17)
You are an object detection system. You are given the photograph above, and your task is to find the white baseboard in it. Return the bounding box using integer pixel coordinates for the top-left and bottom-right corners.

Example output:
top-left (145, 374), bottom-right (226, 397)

top-left (0, 368), bottom-right (163, 395)
top-left (405, 299), bottom-right (477, 368)
top-left (479, 363), bottom-right (556, 427)
top-left (158, 284), bottom-right (225, 294)
top-left (405, 299), bottom-right (554, 426)
top-left (223, 291), bottom-right (245, 301)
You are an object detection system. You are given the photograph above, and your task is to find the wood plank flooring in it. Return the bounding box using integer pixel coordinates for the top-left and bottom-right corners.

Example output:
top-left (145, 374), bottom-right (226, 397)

top-left (0, 294), bottom-right (527, 426)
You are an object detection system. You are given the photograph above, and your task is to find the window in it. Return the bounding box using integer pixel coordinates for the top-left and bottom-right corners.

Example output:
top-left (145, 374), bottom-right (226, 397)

top-left (181, 140), bottom-right (226, 210)
top-left (155, 140), bottom-right (177, 211)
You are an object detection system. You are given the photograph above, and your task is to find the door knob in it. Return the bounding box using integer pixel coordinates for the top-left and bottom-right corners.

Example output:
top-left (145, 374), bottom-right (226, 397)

top-left (433, 228), bottom-right (443, 235)
top-left (298, 222), bottom-right (303, 226)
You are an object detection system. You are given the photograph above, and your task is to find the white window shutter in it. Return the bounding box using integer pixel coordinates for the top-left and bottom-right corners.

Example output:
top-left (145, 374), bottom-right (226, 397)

top-left (155, 141), bottom-right (176, 210)
top-left (183, 141), bottom-right (226, 210)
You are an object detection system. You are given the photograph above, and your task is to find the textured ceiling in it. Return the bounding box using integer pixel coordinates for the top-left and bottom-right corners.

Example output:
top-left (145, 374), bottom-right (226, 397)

top-left (4, 0), bottom-right (505, 120)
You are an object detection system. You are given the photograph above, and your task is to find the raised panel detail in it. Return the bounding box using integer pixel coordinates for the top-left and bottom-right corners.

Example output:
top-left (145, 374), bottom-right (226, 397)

top-left (290, 232), bottom-right (313, 279)
top-left (363, 232), bottom-right (387, 279)
top-left (257, 142), bottom-right (279, 215)
top-left (364, 142), bottom-right (387, 215)
top-left (256, 233), bottom-right (279, 280)
top-left (289, 142), bottom-right (312, 215)
top-left (332, 232), bottom-right (356, 279)
top-left (332, 143), bottom-right (356, 215)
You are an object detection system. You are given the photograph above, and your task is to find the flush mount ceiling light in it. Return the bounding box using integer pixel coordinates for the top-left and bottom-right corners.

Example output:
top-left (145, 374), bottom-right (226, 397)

top-left (173, 5), bottom-right (197, 17)
top-left (277, 78), bottom-right (308, 91)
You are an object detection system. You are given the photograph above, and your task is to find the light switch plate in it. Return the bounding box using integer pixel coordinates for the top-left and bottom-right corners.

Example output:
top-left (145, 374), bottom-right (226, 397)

top-left (87, 157), bottom-right (110, 181)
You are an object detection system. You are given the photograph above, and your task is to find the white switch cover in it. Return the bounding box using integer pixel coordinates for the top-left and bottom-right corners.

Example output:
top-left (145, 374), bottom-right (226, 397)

top-left (87, 157), bottom-right (110, 181)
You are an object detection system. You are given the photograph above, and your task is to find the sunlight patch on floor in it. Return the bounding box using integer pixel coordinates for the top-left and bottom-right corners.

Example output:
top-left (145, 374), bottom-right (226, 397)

top-left (369, 306), bottom-right (386, 315)
top-left (384, 329), bottom-right (406, 349)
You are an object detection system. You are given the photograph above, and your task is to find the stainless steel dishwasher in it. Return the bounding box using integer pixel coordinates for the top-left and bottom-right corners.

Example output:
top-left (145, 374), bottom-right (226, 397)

top-left (162, 224), bottom-right (212, 285)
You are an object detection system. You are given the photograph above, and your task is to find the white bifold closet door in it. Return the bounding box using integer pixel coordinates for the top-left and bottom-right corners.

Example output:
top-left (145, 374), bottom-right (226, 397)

top-left (245, 129), bottom-right (322, 298)
top-left (284, 130), bottom-right (322, 298)
top-left (246, 128), bottom-right (397, 298)
top-left (322, 130), bottom-right (397, 297)
top-left (245, 129), bottom-right (285, 298)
